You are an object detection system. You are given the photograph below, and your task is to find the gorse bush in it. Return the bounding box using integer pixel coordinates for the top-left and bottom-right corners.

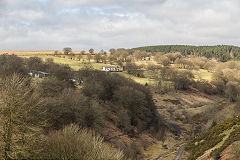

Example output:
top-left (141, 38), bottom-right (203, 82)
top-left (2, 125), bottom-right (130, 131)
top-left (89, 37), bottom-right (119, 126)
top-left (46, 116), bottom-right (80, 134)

top-left (186, 116), bottom-right (240, 160)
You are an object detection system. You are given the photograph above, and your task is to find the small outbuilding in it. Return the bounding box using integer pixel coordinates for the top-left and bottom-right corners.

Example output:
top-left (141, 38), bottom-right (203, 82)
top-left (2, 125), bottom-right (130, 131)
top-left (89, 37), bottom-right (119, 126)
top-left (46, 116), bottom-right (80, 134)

top-left (141, 57), bottom-right (151, 61)
top-left (28, 70), bottom-right (49, 78)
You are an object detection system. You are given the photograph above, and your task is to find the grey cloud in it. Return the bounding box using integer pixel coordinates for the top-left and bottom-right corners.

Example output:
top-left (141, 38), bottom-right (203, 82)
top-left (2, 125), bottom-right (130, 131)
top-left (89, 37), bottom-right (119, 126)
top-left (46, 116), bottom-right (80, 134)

top-left (0, 0), bottom-right (240, 50)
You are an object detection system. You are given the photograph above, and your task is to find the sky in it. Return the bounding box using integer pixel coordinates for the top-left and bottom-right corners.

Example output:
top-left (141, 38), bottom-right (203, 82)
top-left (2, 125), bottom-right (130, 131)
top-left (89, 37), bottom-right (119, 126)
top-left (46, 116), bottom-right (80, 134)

top-left (0, 0), bottom-right (240, 51)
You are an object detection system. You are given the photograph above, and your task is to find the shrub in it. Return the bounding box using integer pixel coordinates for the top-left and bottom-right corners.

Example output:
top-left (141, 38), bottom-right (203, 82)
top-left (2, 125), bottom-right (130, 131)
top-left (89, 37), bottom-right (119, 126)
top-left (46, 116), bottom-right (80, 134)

top-left (0, 54), bottom-right (26, 77)
top-left (113, 86), bottom-right (153, 131)
top-left (43, 124), bottom-right (124, 160)
top-left (26, 57), bottom-right (46, 71)
top-left (0, 74), bottom-right (47, 159)
top-left (36, 76), bottom-right (71, 97)
top-left (81, 71), bottom-right (161, 133)
top-left (116, 109), bottom-right (131, 132)
top-left (186, 116), bottom-right (240, 160)
top-left (194, 80), bottom-right (217, 94)
top-left (46, 62), bottom-right (73, 81)
top-left (212, 79), bottom-right (226, 95)
top-left (225, 81), bottom-right (240, 102)
top-left (154, 54), bottom-right (171, 66)
top-left (45, 89), bottom-right (103, 130)
top-left (172, 70), bottom-right (194, 90)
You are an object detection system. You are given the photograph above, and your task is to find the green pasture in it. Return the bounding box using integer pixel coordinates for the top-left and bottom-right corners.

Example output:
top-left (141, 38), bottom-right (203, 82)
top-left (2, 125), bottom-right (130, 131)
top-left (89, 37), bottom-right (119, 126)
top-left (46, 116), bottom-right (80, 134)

top-left (20, 55), bottom-right (212, 85)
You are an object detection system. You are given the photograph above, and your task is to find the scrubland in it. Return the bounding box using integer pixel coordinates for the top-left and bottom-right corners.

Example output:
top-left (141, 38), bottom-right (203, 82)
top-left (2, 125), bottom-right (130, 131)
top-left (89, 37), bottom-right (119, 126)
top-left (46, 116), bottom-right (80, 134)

top-left (1, 46), bottom-right (240, 159)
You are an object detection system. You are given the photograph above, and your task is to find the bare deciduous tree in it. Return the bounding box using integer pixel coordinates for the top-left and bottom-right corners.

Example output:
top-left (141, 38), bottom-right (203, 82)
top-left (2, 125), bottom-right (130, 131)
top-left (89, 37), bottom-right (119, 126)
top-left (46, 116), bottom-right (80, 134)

top-left (0, 74), bottom-right (47, 159)
top-left (63, 48), bottom-right (72, 55)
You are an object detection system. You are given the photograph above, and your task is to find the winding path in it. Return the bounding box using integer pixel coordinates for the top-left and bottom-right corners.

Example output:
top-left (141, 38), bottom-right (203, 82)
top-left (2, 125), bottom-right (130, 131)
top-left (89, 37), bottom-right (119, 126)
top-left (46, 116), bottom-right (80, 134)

top-left (174, 145), bottom-right (185, 160)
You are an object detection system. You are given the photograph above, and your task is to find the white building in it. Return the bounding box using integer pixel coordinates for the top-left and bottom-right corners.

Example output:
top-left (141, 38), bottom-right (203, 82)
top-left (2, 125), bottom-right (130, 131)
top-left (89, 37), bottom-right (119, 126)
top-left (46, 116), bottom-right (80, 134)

top-left (102, 66), bottom-right (120, 72)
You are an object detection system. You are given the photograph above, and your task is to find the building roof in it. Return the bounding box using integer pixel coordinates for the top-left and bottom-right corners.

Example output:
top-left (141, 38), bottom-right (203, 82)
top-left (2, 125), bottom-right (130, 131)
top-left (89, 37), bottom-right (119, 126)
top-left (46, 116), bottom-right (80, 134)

top-left (30, 70), bottom-right (49, 75)
top-left (103, 66), bottom-right (117, 68)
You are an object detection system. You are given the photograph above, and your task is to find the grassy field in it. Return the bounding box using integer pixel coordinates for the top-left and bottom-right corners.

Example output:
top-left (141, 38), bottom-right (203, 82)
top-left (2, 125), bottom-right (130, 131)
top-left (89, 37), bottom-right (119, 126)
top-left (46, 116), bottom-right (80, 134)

top-left (20, 54), bottom-right (153, 85)
top-left (0, 50), bottom-right (94, 56)
top-left (19, 54), bottom-right (213, 85)
top-left (117, 72), bottom-right (154, 85)
top-left (178, 68), bottom-right (213, 81)
top-left (20, 55), bottom-right (113, 70)
top-left (192, 69), bottom-right (213, 81)
top-left (0, 50), bottom-right (56, 55)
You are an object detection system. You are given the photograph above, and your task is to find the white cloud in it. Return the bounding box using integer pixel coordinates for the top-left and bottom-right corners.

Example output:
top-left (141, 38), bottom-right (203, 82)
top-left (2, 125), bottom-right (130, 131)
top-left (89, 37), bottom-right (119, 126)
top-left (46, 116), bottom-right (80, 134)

top-left (0, 0), bottom-right (240, 50)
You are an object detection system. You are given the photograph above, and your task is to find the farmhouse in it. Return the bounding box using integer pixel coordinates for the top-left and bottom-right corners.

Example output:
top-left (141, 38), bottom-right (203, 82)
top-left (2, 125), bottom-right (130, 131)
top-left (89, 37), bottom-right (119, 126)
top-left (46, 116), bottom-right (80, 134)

top-left (28, 70), bottom-right (49, 78)
top-left (141, 57), bottom-right (151, 61)
top-left (102, 66), bottom-right (121, 72)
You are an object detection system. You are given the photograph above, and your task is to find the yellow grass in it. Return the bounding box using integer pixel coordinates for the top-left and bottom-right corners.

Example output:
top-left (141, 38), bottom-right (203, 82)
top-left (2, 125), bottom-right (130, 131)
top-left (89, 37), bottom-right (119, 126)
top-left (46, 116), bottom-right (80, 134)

top-left (144, 141), bottom-right (168, 159)
top-left (192, 69), bottom-right (213, 81)
top-left (0, 50), bottom-right (56, 55)
top-left (20, 55), bottom-right (113, 70)
top-left (117, 72), bottom-right (155, 85)
top-left (0, 50), bottom-right (97, 56)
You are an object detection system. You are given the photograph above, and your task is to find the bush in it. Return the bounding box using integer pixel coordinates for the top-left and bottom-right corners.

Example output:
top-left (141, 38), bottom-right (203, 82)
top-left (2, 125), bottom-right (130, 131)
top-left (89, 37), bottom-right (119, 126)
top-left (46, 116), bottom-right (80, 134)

top-left (172, 70), bottom-right (194, 90)
top-left (154, 54), bottom-right (171, 66)
top-left (43, 124), bottom-right (124, 160)
top-left (186, 116), bottom-right (240, 160)
top-left (0, 54), bottom-right (26, 77)
top-left (26, 57), bottom-right (46, 71)
top-left (36, 76), bottom-right (71, 97)
top-left (225, 81), bottom-right (240, 102)
top-left (0, 74), bottom-right (47, 159)
top-left (45, 89), bottom-right (103, 130)
top-left (114, 86), bottom-right (152, 131)
top-left (212, 79), bottom-right (226, 95)
top-left (194, 80), bottom-right (217, 94)
top-left (46, 62), bottom-right (73, 81)
top-left (116, 109), bottom-right (131, 132)
top-left (81, 71), bottom-right (161, 133)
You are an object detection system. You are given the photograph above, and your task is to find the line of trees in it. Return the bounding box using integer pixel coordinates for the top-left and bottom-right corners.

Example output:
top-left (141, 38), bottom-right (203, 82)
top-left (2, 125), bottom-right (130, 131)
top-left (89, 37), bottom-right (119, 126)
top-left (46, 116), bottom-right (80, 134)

top-left (134, 45), bottom-right (240, 62)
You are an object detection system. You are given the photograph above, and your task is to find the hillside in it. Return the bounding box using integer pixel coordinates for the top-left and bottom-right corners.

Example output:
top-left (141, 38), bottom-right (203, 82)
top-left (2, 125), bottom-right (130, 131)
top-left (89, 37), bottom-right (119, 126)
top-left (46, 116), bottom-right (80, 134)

top-left (185, 116), bottom-right (240, 160)
top-left (0, 54), bottom-right (167, 159)
top-left (133, 45), bottom-right (240, 62)
top-left (2, 48), bottom-right (240, 159)
top-left (143, 86), bottom-right (234, 160)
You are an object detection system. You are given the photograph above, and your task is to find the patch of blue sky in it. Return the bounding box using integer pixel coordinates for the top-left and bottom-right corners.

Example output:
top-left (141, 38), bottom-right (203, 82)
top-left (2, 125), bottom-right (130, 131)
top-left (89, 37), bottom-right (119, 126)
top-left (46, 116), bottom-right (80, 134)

top-left (56, 8), bottom-right (82, 16)
top-left (57, 7), bottom-right (106, 16)
top-left (56, 4), bottom-right (122, 16)
top-left (36, 0), bottom-right (50, 3)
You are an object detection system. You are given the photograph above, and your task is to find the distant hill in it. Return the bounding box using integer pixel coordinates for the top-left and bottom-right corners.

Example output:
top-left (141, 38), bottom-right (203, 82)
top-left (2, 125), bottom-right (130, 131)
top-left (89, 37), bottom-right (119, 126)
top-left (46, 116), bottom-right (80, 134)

top-left (133, 45), bottom-right (240, 62)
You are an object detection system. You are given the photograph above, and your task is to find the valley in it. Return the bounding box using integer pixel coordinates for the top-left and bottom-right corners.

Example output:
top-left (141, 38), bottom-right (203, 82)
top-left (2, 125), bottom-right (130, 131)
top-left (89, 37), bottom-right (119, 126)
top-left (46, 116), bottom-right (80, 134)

top-left (1, 45), bottom-right (240, 159)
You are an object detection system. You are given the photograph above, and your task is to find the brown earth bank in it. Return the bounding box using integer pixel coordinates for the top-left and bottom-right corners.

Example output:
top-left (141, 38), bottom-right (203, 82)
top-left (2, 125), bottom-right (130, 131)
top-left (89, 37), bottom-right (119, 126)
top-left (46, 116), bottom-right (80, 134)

top-left (220, 141), bottom-right (240, 160)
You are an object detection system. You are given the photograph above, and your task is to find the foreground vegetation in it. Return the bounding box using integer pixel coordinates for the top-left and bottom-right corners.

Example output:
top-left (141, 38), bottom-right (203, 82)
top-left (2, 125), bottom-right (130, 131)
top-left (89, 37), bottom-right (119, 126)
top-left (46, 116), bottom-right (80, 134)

top-left (0, 54), bottom-right (165, 159)
top-left (185, 116), bottom-right (240, 160)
